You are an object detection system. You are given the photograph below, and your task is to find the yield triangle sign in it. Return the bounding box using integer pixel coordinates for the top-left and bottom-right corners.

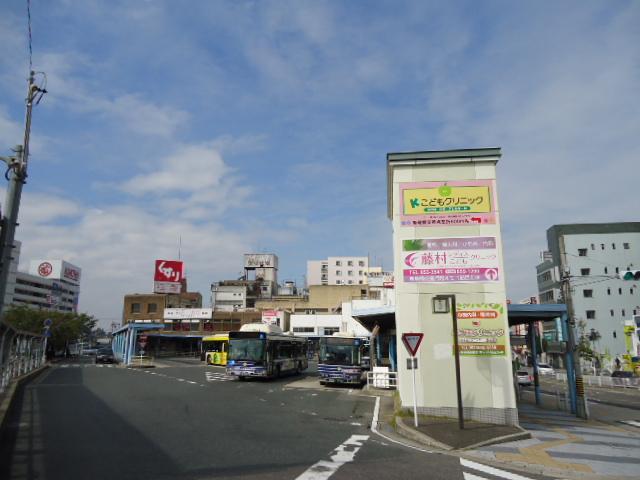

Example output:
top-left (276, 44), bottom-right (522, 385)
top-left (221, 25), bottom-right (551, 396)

top-left (402, 333), bottom-right (424, 357)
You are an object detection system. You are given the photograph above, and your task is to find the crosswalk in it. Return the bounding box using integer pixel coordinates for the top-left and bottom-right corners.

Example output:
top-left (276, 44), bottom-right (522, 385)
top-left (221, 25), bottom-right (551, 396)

top-left (205, 371), bottom-right (234, 382)
top-left (619, 420), bottom-right (640, 428)
top-left (57, 363), bottom-right (116, 368)
top-left (460, 458), bottom-right (538, 480)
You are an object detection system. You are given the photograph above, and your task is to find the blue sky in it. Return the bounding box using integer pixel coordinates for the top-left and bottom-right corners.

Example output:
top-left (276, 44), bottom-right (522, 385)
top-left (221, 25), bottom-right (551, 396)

top-left (1, 1), bottom-right (639, 327)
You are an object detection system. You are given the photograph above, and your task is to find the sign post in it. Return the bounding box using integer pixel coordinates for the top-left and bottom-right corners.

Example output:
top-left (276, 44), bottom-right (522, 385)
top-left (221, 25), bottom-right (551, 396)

top-left (402, 332), bottom-right (424, 428)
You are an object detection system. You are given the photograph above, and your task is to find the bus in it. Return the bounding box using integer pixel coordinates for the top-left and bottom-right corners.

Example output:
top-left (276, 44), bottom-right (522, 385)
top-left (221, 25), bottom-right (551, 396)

top-left (202, 333), bottom-right (229, 366)
top-left (318, 333), bottom-right (368, 385)
top-left (226, 324), bottom-right (308, 379)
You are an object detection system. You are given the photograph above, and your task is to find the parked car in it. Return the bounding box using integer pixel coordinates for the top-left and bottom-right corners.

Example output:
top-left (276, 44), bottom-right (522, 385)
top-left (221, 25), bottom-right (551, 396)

top-left (536, 363), bottom-right (555, 376)
top-left (516, 370), bottom-right (532, 386)
top-left (95, 348), bottom-right (115, 364)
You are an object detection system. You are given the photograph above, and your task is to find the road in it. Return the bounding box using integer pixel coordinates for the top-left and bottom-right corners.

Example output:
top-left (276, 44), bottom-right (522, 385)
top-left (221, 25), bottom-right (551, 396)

top-left (1, 358), bottom-right (550, 480)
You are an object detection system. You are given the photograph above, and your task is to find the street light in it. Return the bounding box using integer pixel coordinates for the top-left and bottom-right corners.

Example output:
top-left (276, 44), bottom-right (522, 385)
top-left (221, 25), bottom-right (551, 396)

top-left (433, 294), bottom-right (464, 429)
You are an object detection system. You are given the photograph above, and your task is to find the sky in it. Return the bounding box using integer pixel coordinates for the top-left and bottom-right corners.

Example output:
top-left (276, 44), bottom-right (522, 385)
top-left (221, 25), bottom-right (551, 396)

top-left (0, 1), bottom-right (639, 328)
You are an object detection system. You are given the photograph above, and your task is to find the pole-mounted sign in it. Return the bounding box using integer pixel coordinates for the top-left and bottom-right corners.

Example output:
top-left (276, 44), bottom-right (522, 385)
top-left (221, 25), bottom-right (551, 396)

top-left (402, 333), bottom-right (424, 356)
top-left (401, 332), bottom-right (424, 427)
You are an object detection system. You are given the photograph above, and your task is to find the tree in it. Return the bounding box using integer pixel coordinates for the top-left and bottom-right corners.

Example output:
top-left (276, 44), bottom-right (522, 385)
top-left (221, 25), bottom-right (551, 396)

top-left (3, 306), bottom-right (97, 351)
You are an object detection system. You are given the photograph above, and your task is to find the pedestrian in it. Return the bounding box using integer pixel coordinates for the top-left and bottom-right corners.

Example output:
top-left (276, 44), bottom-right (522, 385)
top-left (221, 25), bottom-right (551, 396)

top-left (615, 357), bottom-right (621, 370)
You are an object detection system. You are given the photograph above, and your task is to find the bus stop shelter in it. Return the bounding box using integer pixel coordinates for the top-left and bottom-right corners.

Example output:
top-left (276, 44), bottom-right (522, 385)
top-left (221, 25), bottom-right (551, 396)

top-left (112, 322), bottom-right (164, 365)
top-left (353, 303), bottom-right (580, 416)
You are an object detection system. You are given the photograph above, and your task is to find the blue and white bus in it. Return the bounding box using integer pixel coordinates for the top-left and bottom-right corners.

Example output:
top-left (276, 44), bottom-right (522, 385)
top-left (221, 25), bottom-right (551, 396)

top-left (318, 333), bottom-right (368, 385)
top-left (226, 324), bottom-right (308, 380)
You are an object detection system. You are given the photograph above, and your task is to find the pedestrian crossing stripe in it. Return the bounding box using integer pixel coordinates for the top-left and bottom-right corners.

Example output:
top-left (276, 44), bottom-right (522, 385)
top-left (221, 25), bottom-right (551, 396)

top-left (205, 372), bottom-right (234, 382)
top-left (619, 420), bottom-right (640, 428)
top-left (460, 458), bottom-right (536, 480)
top-left (58, 364), bottom-right (115, 368)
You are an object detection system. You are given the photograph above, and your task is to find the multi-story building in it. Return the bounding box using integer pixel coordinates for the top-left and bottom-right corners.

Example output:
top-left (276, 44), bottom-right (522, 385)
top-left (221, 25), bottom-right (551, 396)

top-left (10, 259), bottom-right (81, 313)
top-left (536, 223), bottom-right (640, 357)
top-left (123, 292), bottom-right (202, 325)
top-left (307, 256), bottom-right (382, 286)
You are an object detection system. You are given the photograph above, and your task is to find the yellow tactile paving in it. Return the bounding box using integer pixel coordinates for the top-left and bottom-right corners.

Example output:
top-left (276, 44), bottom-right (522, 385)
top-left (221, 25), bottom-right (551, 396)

top-left (495, 428), bottom-right (593, 473)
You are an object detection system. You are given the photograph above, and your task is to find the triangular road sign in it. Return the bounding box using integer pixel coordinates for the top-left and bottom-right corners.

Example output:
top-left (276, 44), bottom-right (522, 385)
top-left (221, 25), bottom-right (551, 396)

top-left (402, 333), bottom-right (424, 357)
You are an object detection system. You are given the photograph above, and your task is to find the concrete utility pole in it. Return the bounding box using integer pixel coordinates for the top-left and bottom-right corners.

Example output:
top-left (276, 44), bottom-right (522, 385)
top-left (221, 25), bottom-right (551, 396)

top-left (0, 71), bottom-right (43, 318)
top-left (559, 236), bottom-right (589, 419)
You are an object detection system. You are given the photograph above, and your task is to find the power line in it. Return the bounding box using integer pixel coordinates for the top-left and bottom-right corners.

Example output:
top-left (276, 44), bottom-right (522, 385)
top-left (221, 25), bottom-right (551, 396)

top-left (27, 0), bottom-right (33, 71)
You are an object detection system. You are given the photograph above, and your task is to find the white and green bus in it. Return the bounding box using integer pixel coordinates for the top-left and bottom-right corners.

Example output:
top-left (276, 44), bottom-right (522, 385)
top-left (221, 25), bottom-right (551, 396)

top-left (226, 324), bottom-right (308, 380)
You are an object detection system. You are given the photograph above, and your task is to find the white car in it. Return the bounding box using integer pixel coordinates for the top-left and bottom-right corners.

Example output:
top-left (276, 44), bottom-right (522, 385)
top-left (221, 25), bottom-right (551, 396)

top-left (536, 363), bottom-right (555, 376)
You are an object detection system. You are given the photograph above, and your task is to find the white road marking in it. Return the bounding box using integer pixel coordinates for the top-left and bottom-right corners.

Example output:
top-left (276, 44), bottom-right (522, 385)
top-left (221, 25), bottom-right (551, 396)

top-left (463, 472), bottom-right (491, 480)
top-left (350, 422), bottom-right (362, 426)
top-left (369, 396), bottom-right (432, 454)
top-left (187, 380), bottom-right (197, 384)
top-left (295, 434), bottom-right (369, 480)
top-left (205, 371), bottom-right (234, 382)
top-left (460, 458), bottom-right (536, 480)
top-left (620, 420), bottom-right (640, 428)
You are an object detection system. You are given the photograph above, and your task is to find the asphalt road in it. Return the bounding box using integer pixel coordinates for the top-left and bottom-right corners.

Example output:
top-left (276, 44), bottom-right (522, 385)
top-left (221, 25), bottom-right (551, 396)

top-left (1, 359), bottom-right (550, 480)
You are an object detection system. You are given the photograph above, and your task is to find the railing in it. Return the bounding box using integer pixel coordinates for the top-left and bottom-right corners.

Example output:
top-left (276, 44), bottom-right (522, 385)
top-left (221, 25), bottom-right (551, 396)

top-left (0, 320), bottom-right (46, 394)
top-left (556, 372), bottom-right (640, 388)
top-left (366, 369), bottom-right (398, 390)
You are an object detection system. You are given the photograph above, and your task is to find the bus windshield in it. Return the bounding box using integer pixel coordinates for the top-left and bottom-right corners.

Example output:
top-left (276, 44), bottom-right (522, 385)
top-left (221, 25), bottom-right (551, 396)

top-left (319, 339), bottom-right (360, 366)
top-left (229, 339), bottom-right (265, 362)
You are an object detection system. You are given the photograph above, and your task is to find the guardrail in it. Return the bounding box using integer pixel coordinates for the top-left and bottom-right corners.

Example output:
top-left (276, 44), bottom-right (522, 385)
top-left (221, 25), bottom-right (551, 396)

top-left (0, 320), bottom-right (46, 394)
top-left (556, 372), bottom-right (640, 388)
top-left (366, 370), bottom-right (398, 390)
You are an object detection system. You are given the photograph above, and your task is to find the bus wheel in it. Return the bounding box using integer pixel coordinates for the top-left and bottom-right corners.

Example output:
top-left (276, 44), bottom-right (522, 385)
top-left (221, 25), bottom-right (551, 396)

top-left (238, 376), bottom-right (245, 382)
top-left (296, 361), bottom-right (302, 374)
top-left (276, 365), bottom-right (281, 378)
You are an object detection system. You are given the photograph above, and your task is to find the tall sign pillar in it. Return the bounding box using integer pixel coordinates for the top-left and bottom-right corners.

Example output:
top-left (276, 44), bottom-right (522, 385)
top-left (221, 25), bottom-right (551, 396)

top-left (387, 148), bottom-right (517, 426)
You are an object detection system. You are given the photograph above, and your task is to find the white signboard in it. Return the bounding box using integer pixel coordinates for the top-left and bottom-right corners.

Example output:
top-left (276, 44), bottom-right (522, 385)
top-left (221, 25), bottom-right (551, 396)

top-left (30, 259), bottom-right (82, 286)
top-left (164, 308), bottom-right (212, 320)
top-left (244, 254), bottom-right (278, 269)
top-left (154, 281), bottom-right (182, 294)
top-left (261, 309), bottom-right (283, 326)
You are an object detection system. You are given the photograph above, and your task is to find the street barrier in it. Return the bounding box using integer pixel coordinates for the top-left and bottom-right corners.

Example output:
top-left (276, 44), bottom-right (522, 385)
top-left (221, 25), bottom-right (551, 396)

top-left (555, 372), bottom-right (640, 389)
top-left (366, 368), bottom-right (397, 390)
top-left (0, 320), bottom-right (46, 394)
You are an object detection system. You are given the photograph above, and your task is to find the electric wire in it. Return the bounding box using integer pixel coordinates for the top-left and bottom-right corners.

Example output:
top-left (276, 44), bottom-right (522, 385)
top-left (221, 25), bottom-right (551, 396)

top-left (27, 0), bottom-right (33, 72)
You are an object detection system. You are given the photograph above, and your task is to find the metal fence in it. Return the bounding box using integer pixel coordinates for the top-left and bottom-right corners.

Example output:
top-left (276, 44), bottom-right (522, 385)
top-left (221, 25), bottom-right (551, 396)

top-left (0, 319), bottom-right (46, 394)
top-left (556, 372), bottom-right (640, 389)
top-left (366, 370), bottom-right (398, 390)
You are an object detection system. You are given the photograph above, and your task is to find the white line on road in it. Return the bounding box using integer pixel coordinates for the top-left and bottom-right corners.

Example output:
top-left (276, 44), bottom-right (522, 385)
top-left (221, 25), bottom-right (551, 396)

top-left (369, 396), bottom-right (432, 454)
top-left (620, 420), bottom-right (640, 428)
top-left (460, 458), bottom-right (536, 480)
top-left (295, 434), bottom-right (370, 480)
top-left (463, 472), bottom-right (491, 480)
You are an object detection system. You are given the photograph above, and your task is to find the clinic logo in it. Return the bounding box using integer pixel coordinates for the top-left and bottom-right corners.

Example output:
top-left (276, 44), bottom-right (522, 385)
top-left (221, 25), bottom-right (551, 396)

top-left (38, 262), bottom-right (53, 277)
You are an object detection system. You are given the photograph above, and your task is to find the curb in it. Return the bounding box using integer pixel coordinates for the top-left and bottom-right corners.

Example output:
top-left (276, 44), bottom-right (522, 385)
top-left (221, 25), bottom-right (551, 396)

top-left (0, 364), bottom-right (49, 432)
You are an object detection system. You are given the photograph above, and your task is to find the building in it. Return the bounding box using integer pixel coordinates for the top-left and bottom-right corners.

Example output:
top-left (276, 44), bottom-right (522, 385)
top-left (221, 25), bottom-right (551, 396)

top-left (307, 256), bottom-right (382, 286)
top-left (123, 292), bottom-right (202, 325)
top-left (536, 223), bottom-right (640, 357)
top-left (255, 284), bottom-right (373, 314)
top-left (10, 259), bottom-right (81, 313)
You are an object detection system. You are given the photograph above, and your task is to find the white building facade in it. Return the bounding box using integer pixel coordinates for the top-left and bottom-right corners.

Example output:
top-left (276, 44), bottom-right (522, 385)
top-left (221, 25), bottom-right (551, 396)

top-left (11, 259), bottom-right (82, 312)
top-left (307, 256), bottom-right (381, 286)
top-left (536, 223), bottom-right (640, 357)
top-left (210, 283), bottom-right (247, 311)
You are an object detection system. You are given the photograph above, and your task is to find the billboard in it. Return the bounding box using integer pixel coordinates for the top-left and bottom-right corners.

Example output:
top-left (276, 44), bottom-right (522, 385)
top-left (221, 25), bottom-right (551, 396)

top-left (400, 180), bottom-right (496, 227)
top-left (153, 282), bottom-right (182, 294)
top-left (402, 236), bottom-right (500, 283)
top-left (456, 302), bottom-right (507, 356)
top-left (164, 308), bottom-right (212, 320)
top-left (244, 254), bottom-right (278, 269)
top-left (29, 260), bottom-right (82, 286)
top-left (154, 260), bottom-right (184, 282)
top-left (261, 309), bottom-right (284, 326)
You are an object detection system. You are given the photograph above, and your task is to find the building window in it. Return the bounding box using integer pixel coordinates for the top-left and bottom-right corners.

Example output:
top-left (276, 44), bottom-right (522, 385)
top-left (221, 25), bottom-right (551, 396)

top-left (130, 303), bottom-right (141, 313)
top-left (613, 331), bottom-right (617, 338)
top-left (601, 244), bottom-right (605, 250)
top-left (586, 310), bottom-right (596, 319)
top-left (336, 270), bottom-right (342, 276)
top-left (323, 327), bottom-right (339, 336)
top-left (539, 291), bottom-right (554, 302)
top-left (347, 280), bottom-right (353, 285)
top-left (580, 268), bottom-right (590, 276)
top-left (607, 288), bottom-right (611, 295)
top-left (336, 280), bottom-right (342, 285)
top-left (590, 243), bottom-right (595, 250)
top-left (631, 288), bottom-right (634, 295)
top-left (615, 267), bottom-right (619, 274)
top-left (612, 243), bottom-right (616, 250)
top-left (610, 309), bottom-right (614, 317)
top-left (619, 288), bottom-right (622, 295)
top-left (358, 270), bottom-right (363, 276)
top-left (359, 261), bottom-right (365, 267)
top-left (358, 280), bottom-right (363, 284)
top-left (623, 243), bottom-right (630, 249)
top-left (583, 289), bottom-right (593, 298)
top-left (347, 270), bottom-right (354, 276)
top-left (293, 327), bottom-right (315, 333)
top-left (147, 303), bottom-right (158, 313)
top-left (539, 271), bottom-right (552, 282)
top-left (335, 261), bottom-right (341, 266)
top-left (622, 309), bottom-right (626, 317)
top-left (578, 249), bottom-right (587, 256)
top-left (604, 267), bottom-right (608, 274)
top-left (347, 261), bottom-right (353, 266)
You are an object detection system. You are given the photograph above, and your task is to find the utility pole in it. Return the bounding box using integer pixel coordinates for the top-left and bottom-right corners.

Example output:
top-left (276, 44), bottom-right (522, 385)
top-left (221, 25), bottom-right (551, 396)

top-left (0, 71), bottom-right (43, 318)
top-left (559, 236), bottom-right (588, 419)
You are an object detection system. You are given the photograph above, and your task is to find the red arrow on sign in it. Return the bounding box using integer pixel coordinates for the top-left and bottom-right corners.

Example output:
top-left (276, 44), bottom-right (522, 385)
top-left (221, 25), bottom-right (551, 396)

top-left (402, 333), bottom-right (424, 357)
